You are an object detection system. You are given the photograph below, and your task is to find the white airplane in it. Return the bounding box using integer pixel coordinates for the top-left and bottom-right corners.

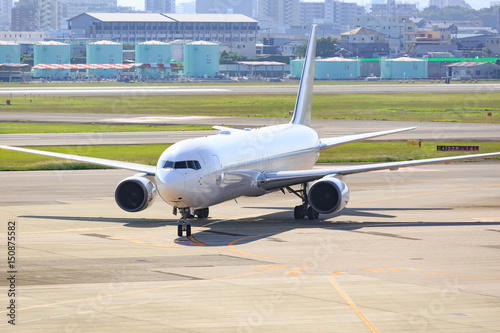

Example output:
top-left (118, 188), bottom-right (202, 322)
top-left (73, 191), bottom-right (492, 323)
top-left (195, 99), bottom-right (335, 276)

top-left (2, 25), bottom-right (500, 237)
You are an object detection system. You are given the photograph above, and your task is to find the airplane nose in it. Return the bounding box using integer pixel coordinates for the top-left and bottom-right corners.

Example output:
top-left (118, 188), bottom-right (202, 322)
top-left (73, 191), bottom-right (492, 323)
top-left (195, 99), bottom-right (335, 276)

top-left (157, 170), bottom-right (186, 201)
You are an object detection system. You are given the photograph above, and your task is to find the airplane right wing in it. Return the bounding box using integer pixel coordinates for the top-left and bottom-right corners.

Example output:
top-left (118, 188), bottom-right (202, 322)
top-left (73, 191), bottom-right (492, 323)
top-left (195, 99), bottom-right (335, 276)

top-left (258, 152), bottom-right (500, 191)
top-left (319, 126), bottom-right (417, 150)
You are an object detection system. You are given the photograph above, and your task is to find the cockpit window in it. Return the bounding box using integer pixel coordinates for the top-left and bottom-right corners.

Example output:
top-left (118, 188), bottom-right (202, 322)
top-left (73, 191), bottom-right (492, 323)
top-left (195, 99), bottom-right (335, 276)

top-left (163, 160), bottom-right (201, 170)
top-left (174, 161), bottom-right (187, 169)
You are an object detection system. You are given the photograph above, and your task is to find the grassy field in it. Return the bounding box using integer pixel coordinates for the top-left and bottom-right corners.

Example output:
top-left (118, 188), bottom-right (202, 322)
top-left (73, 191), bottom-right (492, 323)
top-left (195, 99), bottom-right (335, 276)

top-left (1, 142), bottom-right (499, 171)
top-left (0, 123), bottom-right (212, 134)
top-left (1, 93), bottom-right (498, 123)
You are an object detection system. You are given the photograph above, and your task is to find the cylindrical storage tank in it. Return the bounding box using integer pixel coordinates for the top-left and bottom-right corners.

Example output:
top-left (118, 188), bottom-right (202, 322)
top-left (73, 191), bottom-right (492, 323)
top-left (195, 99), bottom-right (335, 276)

top-left (86, 41), bottom-right (123, 78)
top-left (136, 41), bottom-right (171, 78)
top-left (290, 57), bottom-right (361, 80)
top-left (34, 41), bottom-right (70, 79)
top-left (0, 42), bottom-right (20, 64)
top-left (290, 58), bottom-right (304, 78)
top-left (380, 57), bottom-right (428, 80)
top-left (169, 40), bottom-right (186, 62)
top-left (315, 57), bottom-right (361, 79)
top-left (183, 41), bottom-right (219, 77)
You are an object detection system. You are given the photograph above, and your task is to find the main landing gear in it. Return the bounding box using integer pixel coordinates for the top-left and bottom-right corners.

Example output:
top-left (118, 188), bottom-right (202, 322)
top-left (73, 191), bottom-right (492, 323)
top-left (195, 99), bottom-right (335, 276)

top-left (175, 207), bottom-right (210, 237)
top-left (286, 183), bottom-right (319, 220)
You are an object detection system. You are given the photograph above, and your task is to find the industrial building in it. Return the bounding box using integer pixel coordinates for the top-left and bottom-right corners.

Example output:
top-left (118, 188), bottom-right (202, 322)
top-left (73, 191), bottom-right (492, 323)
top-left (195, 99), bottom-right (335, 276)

top-left (446, 62), bottom-right (500, 80)
top-left (67, 13), bottom-right (258, 58)
top-left (380, 57), bottom-right (428, 80)
top-left (33, 41), bottom-right (71, 79)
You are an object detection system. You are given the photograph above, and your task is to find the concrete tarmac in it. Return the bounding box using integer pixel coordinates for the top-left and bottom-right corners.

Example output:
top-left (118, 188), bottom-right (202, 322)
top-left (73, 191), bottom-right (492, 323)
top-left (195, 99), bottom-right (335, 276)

top-left (0, 82), bottom-right (500, 97)
top-left (1, 83), bottom-right (500, 97)
top-left (1, 163), bottom-right (499, 332)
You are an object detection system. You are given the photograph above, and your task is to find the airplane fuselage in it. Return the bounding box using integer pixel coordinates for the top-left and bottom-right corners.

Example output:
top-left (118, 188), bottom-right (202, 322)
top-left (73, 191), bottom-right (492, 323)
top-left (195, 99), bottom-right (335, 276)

top-left (155, 124), bottom-right (320, 209)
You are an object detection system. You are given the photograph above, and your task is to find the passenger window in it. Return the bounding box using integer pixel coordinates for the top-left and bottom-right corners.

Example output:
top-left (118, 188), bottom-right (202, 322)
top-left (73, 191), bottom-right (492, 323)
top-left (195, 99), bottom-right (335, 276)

top-left (163, 161), bottom-right (174, 169)
top-left (174, 161), bottom-right (187, 169)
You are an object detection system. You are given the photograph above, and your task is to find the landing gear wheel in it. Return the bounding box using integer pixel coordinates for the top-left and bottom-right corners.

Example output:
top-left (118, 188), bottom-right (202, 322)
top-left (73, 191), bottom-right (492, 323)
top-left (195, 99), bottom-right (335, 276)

top-left (177, 224), bottom-right (183, 237)
top-left (195, 208), bottom-right (209, 219)
top-left (186, 224), bottom-right (191, 236)
top-left (306, 207), bottom-right (319, 220)
top-left (294, 205), bottom-right (305, 219)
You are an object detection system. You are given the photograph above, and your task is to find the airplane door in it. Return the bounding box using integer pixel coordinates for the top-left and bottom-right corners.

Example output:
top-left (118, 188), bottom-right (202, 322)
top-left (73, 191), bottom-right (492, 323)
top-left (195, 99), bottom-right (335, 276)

top-left (212, 155), bottom-right (223, 184)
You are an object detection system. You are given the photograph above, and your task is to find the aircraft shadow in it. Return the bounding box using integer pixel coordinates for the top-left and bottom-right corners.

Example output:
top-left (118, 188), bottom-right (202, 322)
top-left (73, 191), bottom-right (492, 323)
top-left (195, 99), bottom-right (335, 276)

top-left (20, 208), bottom-right (500, 247)
top-left (19, 215), bottom-right (175, 228)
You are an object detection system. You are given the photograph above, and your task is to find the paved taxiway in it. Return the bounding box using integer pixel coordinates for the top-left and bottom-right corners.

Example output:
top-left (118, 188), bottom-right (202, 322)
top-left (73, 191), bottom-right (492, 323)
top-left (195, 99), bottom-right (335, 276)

top-left (1, 114), bottom-right (499, 146)
top-left (1, 83), bottom-right (500, 97)
top-left (1, 163), bottom-right (499, 332)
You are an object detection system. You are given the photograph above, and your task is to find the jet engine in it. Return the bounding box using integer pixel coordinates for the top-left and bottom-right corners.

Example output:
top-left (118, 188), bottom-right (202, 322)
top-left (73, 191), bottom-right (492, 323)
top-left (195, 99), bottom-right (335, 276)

top-left (115, 175), bottom-right (156, 212)
top-left (307, 176), bottom-right (350, 214)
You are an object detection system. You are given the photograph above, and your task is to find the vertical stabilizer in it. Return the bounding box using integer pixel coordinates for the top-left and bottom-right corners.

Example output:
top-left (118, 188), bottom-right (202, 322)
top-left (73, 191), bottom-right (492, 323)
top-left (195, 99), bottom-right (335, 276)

top-left (291, 25), bottom-right (317, 127)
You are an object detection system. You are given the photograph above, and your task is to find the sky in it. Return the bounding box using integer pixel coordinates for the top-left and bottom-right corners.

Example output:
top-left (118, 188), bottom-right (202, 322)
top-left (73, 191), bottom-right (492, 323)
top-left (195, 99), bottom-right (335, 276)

top-left (117, 0), bottom-right (494, 12)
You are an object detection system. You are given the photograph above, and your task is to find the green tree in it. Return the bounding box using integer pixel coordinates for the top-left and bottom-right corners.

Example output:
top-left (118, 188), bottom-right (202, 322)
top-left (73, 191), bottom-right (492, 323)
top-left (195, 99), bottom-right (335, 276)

top-left (20, 53), bottom-right (34, 66)
top-left (219, 51), bottom-right (247, 64)
top-left (418, 5), bottom-right (499, 29)
top-left (295, 37), bottom-right (338, 58)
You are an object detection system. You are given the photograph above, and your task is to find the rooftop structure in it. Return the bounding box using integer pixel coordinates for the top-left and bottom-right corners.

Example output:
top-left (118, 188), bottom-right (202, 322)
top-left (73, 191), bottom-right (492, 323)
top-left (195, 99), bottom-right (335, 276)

top-left (68, 13), bottom-right (259, 57)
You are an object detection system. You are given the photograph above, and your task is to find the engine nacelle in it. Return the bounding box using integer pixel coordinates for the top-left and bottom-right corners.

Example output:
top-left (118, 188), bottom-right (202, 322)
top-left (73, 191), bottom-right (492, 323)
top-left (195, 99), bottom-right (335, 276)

top-left (307, 176), bottom-right (350, 214)
top-left (115, 175), bottom-right (156, 212)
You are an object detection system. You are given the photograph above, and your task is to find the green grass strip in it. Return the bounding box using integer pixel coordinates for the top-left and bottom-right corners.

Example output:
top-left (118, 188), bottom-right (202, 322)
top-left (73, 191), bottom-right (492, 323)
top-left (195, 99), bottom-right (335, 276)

top-left (0, 123), bottom-right (212, 134)
top-left (1, 93), bottom-right (499, 123)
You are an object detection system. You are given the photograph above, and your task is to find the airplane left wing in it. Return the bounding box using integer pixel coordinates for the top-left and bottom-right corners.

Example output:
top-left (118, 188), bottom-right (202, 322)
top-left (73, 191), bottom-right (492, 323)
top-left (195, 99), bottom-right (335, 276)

top-left (213, 126), bottom-right (243, 132)
top-left (258, 152), bottom-right (500, 191)
top-left (0, 145), bottom-right (157, 175)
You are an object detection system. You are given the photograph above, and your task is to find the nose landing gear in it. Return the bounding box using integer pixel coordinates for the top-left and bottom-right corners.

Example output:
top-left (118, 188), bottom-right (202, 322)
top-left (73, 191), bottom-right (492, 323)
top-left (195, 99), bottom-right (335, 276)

top-left (177, 208), bottom-right (193, 237)
top-left (175, 207), bottom-right (210, 237)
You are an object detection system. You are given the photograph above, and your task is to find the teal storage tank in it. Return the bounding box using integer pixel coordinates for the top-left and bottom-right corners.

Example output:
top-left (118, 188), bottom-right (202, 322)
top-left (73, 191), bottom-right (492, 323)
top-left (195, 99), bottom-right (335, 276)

top-left (380, 57), bottom-right (428, 80)
top-left (136, 41), bottom-right (171, 78)
top-left (34, 41), bottom-right (70, 79)
top-left (315, 57), bottom-right (360, 79)
top-left (290, 59), bottom-right (304, 78)
top-left (183, 41), bottom-right (219, 77)
top-left (0, 42), bottom-right (20, 63)
top-left (290, 57), bottom-right (360, 80)
top-left (86, 41), bottom-right (123, 78)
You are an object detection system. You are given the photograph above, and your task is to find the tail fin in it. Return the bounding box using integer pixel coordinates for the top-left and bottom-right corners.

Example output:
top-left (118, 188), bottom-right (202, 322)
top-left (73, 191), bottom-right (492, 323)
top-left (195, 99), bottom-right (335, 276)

top-left (291, 25), bottom-right (317, 127)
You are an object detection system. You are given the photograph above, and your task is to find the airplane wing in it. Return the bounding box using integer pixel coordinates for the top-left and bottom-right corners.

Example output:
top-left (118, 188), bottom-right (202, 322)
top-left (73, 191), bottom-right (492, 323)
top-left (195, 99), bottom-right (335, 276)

top-left (319, 126), bottom-right (417, 150)
top-left (258, 152), bottom-right (500, 191)
top-left (0, 145), bottom-right (157, 175)
top-left (213, 126), bottom-right (243, 132)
